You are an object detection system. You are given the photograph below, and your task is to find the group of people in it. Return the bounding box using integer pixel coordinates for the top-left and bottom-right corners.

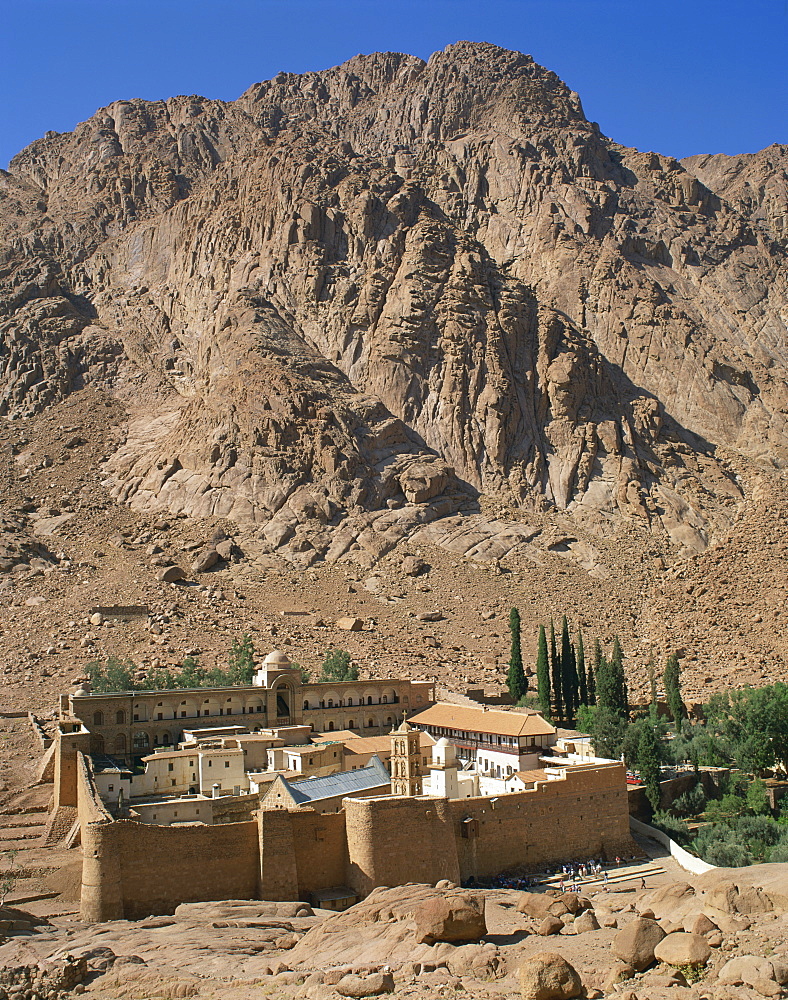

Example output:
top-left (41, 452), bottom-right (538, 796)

top-left (557, 859), bottom-right (608, 893)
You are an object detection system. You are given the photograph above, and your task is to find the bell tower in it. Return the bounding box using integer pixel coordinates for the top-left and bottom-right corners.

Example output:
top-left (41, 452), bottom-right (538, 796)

top-left (389, 717), bottom-right (422, 796)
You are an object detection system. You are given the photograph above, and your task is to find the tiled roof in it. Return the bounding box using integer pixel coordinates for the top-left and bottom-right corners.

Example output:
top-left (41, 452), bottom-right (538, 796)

top-left (409, 703), bottom-right (555, 738)
top-left (514, 769), bottom-right (549, 783)
top-left (343, 731), bottom-right (435, 756)
top-left (283, 755), bottom-right (390, 804)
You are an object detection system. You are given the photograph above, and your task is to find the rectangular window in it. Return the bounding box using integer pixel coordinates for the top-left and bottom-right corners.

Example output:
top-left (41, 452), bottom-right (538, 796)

top-left (181, 711), bottom-right (186, 718)
top-left (171, 779), bottom-right (176, 786)
top-left (225, 761), bottom-right (230, 768)
top-left (157, 713), bottom-right (163, 720)
top-left (168, 763), bottom-right (174, 772)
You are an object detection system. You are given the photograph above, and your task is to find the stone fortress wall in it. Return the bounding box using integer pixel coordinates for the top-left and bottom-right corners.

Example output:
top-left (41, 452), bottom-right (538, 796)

top-left (72, 744), bottom-right (634, 921)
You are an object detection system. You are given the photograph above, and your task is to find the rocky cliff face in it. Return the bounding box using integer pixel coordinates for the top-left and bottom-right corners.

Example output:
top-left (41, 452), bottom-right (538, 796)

top-left (1, 41), bottom-right (786, 571)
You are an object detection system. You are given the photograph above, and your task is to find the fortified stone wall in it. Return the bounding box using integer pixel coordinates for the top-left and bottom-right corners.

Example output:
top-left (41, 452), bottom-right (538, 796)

top-left (75, 750), bottom-right (634, 921)
top-left (344, 796), bottom-right (460, 895)
top-left (78, 751), bottom-right (260, 921)
top-left (450, 763), bottom-right (634, 880)
top-left (258, 807), bottom-right (347, 901)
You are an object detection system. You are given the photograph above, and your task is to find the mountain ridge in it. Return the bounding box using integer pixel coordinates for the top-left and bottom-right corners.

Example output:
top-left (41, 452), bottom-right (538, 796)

top-left (1, 42), bottom-right (788, 697)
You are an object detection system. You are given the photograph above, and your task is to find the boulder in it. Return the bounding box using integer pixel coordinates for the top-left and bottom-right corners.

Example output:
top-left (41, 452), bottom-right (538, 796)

top-left (653, 932), bottom-right (711, 967)
top-left (445, 943), bottom-right (505, 979)
top-left (704, 880), bottom-right (773, 915)
top-left (518, 893), bottom-right (568, 920)
top-left (518, 952), bottom-right (583, 1000)
top-left (401, 555), bottom-right (426, 576)
top-left (336, 616), bottom-right (364, 631)
top-left (192, 548), bottom-right (219, 572)
top-left (157, 565), bottom-right (186, 583)
top-left (336, 973), bottom-right (395, 997)
top-left (612, 917), bottom-right (666, 971)
top-left (718, 955), bottom-right (788, 987)
top-left (574, 910), bottom-right (600, 934)
top-left (413, 893), bottom-right (486, 944)
top-left (688, 912), bottom-right (717, 936)
top-left (215, 539), bottom-right (234, 560)
top-left (538, 916), bottom-right (564, 936)
top-left (601, 962), bottom-right (635, 992)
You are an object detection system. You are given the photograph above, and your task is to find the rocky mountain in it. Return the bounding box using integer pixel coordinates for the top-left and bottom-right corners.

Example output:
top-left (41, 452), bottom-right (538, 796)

top-left (1, 41), bottom-right (787, 696)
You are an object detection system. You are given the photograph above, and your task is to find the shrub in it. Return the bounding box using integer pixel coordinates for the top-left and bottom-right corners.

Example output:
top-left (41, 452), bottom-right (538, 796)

top-left (671, 783), bottom-right (707, 818)
top-left (652, 811), bottom-right (691, 846)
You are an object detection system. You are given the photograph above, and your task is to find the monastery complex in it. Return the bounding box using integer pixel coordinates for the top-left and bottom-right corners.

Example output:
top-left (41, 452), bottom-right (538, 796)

top-left (48, 651), bottom-right (636, 921)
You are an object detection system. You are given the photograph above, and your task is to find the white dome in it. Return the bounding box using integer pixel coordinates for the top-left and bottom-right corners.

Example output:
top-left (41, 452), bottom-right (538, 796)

top-left (263, 649), bottom-right (291, 666)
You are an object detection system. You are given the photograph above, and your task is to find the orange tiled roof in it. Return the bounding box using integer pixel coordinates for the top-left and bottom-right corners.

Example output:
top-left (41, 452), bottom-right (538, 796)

top-left (514, 769), bottom-right (549, 783)
top-left (409, 703), bottom-right (555, 739)
top-left (343, 731), bottom-right (435, 756)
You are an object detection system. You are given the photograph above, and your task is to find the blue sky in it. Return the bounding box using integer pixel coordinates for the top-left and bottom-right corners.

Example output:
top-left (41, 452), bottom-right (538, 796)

top-left (1, 0), bottom-right (786, 169)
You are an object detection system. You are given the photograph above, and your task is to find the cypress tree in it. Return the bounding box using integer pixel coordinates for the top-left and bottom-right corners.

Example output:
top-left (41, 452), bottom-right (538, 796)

top-left (587, 639), bottom-right (597, 706)
top-left (663, 652), bottom-right (683, 730)
top-left (637, 724), bottom-right (663, 812)
top-left (536, 624), bottom-right (551, 719)
top-left (561, 615), bottom-right (574, 722)
top-left (550, 619), bottom-right (563, 724)
top-left (577, 630), bottom-right (588, 707)
top-left (506, 607), bottom-right (527, 703)
top-left (610, 636), bottom-right (628, 719)
top-left (647, 656), bottom-right (658, 712)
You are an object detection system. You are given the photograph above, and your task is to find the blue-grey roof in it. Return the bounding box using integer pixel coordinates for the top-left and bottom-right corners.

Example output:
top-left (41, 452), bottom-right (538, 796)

top-left (284, 755), bottom-right (390, 804)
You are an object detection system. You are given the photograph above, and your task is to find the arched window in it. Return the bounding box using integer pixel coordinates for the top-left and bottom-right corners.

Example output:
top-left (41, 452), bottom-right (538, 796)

top-left (348, 720), bottom-right (355, 730)
top-left (93, 711), bottom-right (104, 726)
top-left (367, 696), bottom-right (373, 705)
top-left (386, 716), bottom-right (393, 726)
top-left (133, 731), bottom-right (150, 751)
top-left (116, 710), bottom-right (125, 725)
top-left (90, 735), bottom-right (104, 754)
top-left (303, 700), bottom-right (310, 711)
top-left (114, 734), bottom-right (126, 754)
top-left (368, 719), bottom-right (374, 728)
top-left (382, 696), bottom-right (387, 704)
top-left (328, 721), bottom-right (335, 731)
top-left (347, 697), bottom-right (353, 706)
top-left (162, 732), bottom-right (172, 745)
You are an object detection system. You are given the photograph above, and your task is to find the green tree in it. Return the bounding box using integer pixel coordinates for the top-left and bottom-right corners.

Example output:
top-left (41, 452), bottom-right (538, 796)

top-left (647, 656), bottom-right (658, 718)
top-left (587, 641), bottom-right (597, 706)
top-left (179, 655), bottom-right (207, 688)
top-left (319, 649), bottom-right (359, 682)
top-left (597, 637), bottom-right (628, 719)
top-left (746, 778), bottom-right (771, 816)
top-left (86, 656), bottom-right (138, 693)
top-left (536, 625), bottom-right (552, 719)
top-left (0, 849), bottom-right (20, 905)
top-left (589, 708), bottom-right (629, 759)
top-left (550, 619), bottom-right (563, 724)
top-left (227, 633), bottom-right (256, 684)
top-left (637, 724), bottom-right (663, 812)
top-left (664, 652), bottom-right (682, 730)
top-left (560, 616), bottom-right (577, 724)
top-left (577, 630), bottom-right (588, 708)
top-left (507, 608), bottom-right (527, 703)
